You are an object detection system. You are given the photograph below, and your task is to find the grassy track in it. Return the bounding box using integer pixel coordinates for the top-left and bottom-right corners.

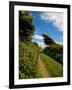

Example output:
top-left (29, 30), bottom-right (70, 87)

top-left (40, 53), bottom-right (63, 77)
top-left (37, 55), bottom-right (51, 78)
top-left (19, 41), bottom-right (63, 79)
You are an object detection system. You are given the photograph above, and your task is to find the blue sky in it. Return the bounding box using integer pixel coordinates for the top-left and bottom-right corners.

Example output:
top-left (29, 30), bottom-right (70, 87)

top-left (30, 11), bottom-right (63, 48)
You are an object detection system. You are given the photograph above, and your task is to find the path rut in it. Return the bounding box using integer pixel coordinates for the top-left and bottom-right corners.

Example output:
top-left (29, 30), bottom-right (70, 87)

top-left (37, 55), bottom-right (50, 78)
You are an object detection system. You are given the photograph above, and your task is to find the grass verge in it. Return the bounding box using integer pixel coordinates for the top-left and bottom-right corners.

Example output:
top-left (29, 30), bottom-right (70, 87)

top-left (40, 53), bottom-right (63, 77)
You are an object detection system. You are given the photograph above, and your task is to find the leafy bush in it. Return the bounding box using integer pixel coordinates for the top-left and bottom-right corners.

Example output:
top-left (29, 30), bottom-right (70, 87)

top-left (19, 56), bottom-right (37, 79)
top-left (44, 44), bottom-right (63, 64)
top-left (19, 41), bottom-right (41, 79)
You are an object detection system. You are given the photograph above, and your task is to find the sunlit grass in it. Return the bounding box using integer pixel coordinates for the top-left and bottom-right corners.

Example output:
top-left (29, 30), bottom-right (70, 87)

top-left (40, 53), bottom-right (63, 77)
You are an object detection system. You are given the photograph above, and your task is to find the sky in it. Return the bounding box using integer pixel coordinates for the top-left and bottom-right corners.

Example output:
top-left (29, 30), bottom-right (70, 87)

top-left (30, 11), bottom-right (63, 48)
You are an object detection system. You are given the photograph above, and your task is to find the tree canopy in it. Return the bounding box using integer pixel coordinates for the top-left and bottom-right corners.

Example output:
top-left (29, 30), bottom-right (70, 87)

top-left (44, 44), bottom-right (63, 64)
top-left (42, 34), bottom-right (55, 45)
top-left (19, 11), bottom-right (35, 43)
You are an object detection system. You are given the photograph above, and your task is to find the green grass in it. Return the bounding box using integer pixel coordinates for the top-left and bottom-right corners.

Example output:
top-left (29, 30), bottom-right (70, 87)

top-left (40, 53), bottom-right (63, 77)
top-left (19, 41), bottom-right (63, 79)
top-left (19, 41), bottom-right (41, 79)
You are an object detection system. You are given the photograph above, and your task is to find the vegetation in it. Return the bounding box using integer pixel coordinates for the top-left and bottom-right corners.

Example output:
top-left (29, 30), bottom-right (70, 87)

top-left (19, 11), bottom-right (35, 42)
top-left (19, 41), bottom-right (41, 79)
top-left (19, 11), bottom-right (63, 79)
top-left (44, 44), bottom-right (63, 64)
top-left (19, 11), bottom-right (40, 79)
top-left (42, 34), bottom-right (55, 45)
top-left (40, 53), bottom-right (63, 77)
top-left (42, 34), bottom-right (63, 64)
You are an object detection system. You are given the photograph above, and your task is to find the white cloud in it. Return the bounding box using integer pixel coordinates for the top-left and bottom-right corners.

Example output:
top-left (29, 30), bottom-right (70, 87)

top-left (40, 12), bottom-right (63, 32)
top-left (36, 41), bottom-right (47, 49)
top-left (33, 34), bottom-right (46, 48)
top-left (33, 34), bottom-right (43, 40)
top-left (32, 34), bottom-right (46, 48)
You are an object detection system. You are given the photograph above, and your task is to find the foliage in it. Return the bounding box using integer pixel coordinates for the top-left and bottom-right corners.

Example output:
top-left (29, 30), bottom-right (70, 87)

top-left (19, 11), bottom-right (63, 79)
top-left (33, 42), bottom-right (39, 47)
top-left (42, 33), bottom-right (63, 64)
top-left (44, 44), bottom-right (63, 64)
top-left (19, 41), bottom-right (41, 79)
top-left (19, 11), bottom-right (35, 42)
top-left (40, 53), bottom-right (63, 77)
top-left (19, 57), bottom-right (36, 79)
top-left (42, 34), bottom-right (55, 45)
top-left (19, 11), bottom-right (42, 78)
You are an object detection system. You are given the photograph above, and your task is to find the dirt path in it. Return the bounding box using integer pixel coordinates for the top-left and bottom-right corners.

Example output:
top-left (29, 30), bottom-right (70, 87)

top-left (37, 55), bottom-right (50, 78)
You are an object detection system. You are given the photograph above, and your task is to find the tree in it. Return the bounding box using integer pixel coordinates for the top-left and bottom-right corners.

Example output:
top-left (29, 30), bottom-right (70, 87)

top-left (42, 34), bottom-right (55, 45)
top-left (44, 44), bottom-right (63, 64)
top-left (19, 11), bottom-right (35, 43)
